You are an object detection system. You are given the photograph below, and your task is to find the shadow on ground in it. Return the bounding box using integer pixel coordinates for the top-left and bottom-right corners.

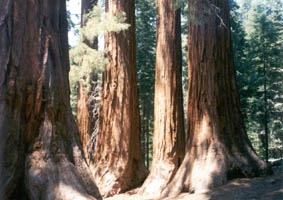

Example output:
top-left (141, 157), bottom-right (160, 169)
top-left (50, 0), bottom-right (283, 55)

top-left (105, 164), bottom-right (283, 200)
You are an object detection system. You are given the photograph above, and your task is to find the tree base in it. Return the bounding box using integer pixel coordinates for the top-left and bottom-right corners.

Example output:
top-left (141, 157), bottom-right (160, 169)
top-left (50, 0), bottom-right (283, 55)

top-left (90, 158), bottom-right (148, 197)
top-left (137, 161), bottom-right (177, 199)
top-left (161, 142), bottom-right (270, 198)
top-left (25, 114), bottom-right (101, 200)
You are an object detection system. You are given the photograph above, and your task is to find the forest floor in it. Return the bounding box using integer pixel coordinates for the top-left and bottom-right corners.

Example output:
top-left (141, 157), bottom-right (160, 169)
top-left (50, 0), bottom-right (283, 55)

top-left (105, 161), bottom-right (283, 200)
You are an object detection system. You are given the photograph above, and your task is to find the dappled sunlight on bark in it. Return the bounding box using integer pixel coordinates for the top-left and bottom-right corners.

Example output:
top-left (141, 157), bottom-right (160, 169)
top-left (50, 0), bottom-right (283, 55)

top-left (0, 1), bottom-right (101, 199)
top-left (158, 0), bottom-right (269, 198)
top-left (136, 0), bottom-right (185, 198)
top-left (89, 0), bottom-right (148, 197)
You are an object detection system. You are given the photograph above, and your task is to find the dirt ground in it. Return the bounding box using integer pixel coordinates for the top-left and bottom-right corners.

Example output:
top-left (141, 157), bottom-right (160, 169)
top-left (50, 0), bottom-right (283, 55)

top-left (105, 165), bottom-right (283, 200)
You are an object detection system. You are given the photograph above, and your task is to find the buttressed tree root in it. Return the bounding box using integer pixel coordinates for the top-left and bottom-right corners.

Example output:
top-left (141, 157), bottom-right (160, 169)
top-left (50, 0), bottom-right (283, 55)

top-left (160, 0), bottom-right (270, 198)
top-left (0, 1), bottom-right (101, 199)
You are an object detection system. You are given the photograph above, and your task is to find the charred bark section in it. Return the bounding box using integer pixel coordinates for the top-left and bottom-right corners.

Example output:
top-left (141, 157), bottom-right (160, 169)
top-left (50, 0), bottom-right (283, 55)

top-left (161, 0), bottom-right (269, 198)
top-left (0, 1), bottom-right (100, 199)
top-left (90, 0), bottom-right (148, 197)
top-left (137, 1), bottom-right (185, 198)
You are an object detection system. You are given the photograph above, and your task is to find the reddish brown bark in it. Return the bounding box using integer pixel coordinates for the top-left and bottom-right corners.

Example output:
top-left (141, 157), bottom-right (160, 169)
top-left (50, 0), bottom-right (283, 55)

top-left (77, 0), bottom-right (99, 165)
top-left (0, 1), bottom-right (100, 199)
top-left (137, 1), bottom-right (185, 198)
top-left (160, 0), bottom-right (270, 198)
top-left (77, 74), bottom-right (99, 165)
top-left (90, 0), bottom-right (148, 197)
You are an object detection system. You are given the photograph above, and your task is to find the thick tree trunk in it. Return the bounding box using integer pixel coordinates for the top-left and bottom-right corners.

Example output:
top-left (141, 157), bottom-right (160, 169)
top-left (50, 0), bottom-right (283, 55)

top-left (77, 0), bottom-right (99, 165)
top-left (138, 1), bottom-right (185, 198)
top-left (90, 0), bottom-right (148, 197)
top-left (161, 0), bottom-right (269, 198)
top-left (0, 1), bottom-right (100, 199)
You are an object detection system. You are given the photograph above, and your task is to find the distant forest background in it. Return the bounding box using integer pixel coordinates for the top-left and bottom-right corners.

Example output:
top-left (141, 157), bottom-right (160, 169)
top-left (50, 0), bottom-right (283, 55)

top-left (68, 0), bottom-right (283, 168)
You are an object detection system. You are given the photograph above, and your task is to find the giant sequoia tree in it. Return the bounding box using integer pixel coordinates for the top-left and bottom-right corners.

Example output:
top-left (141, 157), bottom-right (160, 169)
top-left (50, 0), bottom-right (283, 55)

top-left (0, 1), bottom-right (100, 199)
top-left (90, 0), bottom-right (148, 197)
top-left (161, 0), bottom-right (269, 198)
top-left (138, 0), bottom-right (185, 198)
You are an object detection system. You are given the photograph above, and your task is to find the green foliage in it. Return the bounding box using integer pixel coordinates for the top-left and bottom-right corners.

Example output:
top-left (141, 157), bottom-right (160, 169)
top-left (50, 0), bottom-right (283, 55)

top-left (230, 0), bottom-right (249, 116)
top-left (231, 0), bottom-right (283, 159)
top-left (80, 6), bottom-right (130, 42)
top-left (246, 2), bottom-right (282, 159)
top-left (67, 10), bottom-right (77, 31)
top-left (136, 0), bottom-right (156, 169)
top-left (69, 43), bottom-right (106, 91)
top-left (69, 5), bottom-right (130, 115)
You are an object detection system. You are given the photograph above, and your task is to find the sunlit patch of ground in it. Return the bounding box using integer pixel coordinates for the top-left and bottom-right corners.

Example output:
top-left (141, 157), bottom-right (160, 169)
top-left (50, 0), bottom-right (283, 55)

top-left (105, 163), bottom-right (283, 200)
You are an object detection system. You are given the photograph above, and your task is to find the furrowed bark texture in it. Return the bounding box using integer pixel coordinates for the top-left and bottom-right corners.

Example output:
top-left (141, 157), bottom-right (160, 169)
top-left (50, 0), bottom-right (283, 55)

top-left (77, 0), bottom-right (99, 166)
top-left (161, 0), bottom-right (269, 198)
top-left (138, 1), bottom-right (185, 198)
top-left (0, 1), bottom-right (101, 199)
top-left (77, 74), bottom-right (99, 165)
top-left (90, 0), bottom-right (148, 197)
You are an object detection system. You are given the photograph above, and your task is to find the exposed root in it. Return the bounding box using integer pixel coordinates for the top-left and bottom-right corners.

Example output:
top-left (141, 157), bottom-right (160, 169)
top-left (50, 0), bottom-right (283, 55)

top-left (25, 113), bottom-right (101, 200)
top-left (137, 161), bottom-right (177, 199)
top-left (160, 142), bottom-right (270, 199)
